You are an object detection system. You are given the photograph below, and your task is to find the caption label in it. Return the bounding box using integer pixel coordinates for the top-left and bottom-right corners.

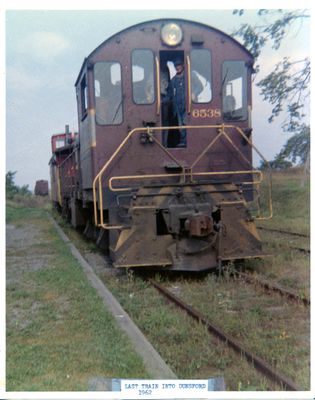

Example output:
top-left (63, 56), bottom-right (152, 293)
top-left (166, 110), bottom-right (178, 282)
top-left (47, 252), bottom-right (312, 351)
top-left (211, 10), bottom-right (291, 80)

top-left (112, 379), bottom-right (220, 398)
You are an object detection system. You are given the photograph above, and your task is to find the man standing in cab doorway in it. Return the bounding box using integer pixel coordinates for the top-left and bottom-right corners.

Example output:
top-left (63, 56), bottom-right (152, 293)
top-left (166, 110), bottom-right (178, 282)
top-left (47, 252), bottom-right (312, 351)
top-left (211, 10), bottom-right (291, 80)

top-left (167, 59), bottom-right (187, 147)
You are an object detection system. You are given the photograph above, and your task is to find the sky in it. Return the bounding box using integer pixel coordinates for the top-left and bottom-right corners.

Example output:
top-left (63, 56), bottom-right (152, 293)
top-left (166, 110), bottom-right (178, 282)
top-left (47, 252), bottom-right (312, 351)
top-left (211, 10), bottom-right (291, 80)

top-left (4, 6), bottom-right (311, 191)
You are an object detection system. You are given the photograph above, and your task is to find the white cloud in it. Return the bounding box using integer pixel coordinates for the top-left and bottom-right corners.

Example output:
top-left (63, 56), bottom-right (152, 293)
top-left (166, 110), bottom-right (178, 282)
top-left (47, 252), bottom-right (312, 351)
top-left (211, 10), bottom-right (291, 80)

top-left (17, 31), bottom-right (70, 62)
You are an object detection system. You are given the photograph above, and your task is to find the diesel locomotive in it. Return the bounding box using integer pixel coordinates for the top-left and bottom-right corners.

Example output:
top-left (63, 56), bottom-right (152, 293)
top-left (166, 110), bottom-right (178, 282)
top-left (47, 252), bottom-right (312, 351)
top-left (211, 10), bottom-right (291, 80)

top-left (49, 18), bottom-right (272, 271)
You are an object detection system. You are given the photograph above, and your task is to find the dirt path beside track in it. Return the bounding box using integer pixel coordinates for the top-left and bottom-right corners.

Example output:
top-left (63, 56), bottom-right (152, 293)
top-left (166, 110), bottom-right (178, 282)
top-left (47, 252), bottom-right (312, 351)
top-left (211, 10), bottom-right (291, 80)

top-left (6, 206), bottom-right (150, 390)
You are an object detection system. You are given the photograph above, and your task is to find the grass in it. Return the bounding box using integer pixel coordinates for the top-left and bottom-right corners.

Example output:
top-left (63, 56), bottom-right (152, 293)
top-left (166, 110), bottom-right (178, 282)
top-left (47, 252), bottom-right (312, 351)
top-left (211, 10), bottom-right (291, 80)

top-left (6, 199), bottom-right (149, 391)
top-left (97, 168), bottom-right (310, 390)
top-left (255, 171), bottom-right (310, 300)
top-left (175, 273), bottom-right (309, 388)
top-left (103, 273), bottom-right (268, 389)
top-left (7, 167), bottom-right (308, 391)
top-left (258, 168), bottom-right (310, 234)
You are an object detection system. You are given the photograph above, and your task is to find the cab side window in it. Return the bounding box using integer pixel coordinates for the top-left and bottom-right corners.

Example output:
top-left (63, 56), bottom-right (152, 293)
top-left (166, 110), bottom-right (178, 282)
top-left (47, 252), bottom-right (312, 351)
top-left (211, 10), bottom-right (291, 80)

top-left (190, 49), bottom-right (212, 103)
top-left (222, 61), bottom-right (248, 121)
top-left (132, 49), bottom-right (155, 104)
top-left (94, 61), bottom-right (123, 125)
top-left (80, 75), bottom-right (88, 119)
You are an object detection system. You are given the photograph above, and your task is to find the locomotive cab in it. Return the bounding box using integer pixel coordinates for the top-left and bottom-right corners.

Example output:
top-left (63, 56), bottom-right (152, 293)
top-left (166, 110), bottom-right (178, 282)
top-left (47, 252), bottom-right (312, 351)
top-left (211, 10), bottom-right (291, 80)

top-left (52, 19), bottom-right (272, 271)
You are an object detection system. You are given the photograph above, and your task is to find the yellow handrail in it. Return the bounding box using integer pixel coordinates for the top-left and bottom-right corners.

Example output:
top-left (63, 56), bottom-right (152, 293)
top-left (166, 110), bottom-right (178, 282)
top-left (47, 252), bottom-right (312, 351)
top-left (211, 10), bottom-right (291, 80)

top-left (155, 57), bottom-right (161, 116)
top-left (92, 126), bottom-right (189, 227)
top-left (57, 167), bottom-right (62, 206)
top-left (92, 124), bottom-right (273, 228)
top-left (186, 55), bottom-right (192, 115)
top-left (109, 170), bottom-right (263, 192)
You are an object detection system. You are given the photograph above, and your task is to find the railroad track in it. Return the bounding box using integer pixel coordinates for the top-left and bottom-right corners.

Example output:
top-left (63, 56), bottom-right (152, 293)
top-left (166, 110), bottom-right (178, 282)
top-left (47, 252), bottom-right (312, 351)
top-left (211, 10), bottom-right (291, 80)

top-left (236, 271), bottom-right (310, 306)
top-left (258, 226), bottom-right (309, 238)
top-left (54, 216), bottom-right (309, 390)
top-left (149, 278), bottom-right (301, 391)
top-left (290, 246), bottom-right (310, 254)
top-left (263, 243), bottom-right (310, 255)
top-left (259, 226), bottom-right (310, 254)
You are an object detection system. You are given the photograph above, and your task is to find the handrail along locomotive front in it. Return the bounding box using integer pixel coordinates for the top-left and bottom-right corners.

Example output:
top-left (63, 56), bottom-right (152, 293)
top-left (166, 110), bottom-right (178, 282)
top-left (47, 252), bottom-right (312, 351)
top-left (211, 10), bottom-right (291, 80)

top-left (50, 18), bottom-right (273, 271)
top-left (92, 123), bottom-right (273, 229)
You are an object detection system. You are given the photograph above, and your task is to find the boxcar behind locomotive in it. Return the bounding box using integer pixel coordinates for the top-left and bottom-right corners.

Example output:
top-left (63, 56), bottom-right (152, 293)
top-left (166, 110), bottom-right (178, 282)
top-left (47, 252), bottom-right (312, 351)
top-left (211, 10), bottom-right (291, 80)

top-left (34, 180), bottom-right (49, 196)
top-left (50, 18), bottom-right (272, 271)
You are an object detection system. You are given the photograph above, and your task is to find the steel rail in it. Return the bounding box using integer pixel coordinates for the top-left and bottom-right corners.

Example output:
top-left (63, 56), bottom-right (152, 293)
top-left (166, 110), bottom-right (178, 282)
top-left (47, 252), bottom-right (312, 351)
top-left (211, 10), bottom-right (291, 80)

top-left (149, 279), bottom-right (301, 391)
top-left (262, 241), bottom-right (310, 255)
top-left (258, 226), bottom-right (309, 238)
top-left (237, 272), bottom-right (310, 307)
top-left (292, 247), bottom-right (310, 254)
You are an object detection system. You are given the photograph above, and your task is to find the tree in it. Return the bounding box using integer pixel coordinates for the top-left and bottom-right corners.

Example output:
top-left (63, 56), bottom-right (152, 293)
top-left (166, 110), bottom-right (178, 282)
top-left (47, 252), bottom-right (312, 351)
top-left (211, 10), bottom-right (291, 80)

top-left (232, 9), bottom-right (310, 165)
top-left (276, 123), bottom-right (310, 164)
top-left (6, 170), bottom-right (19, 198)
top-left (259, 156), bottom-right (292, 171)
top-left (6, 170), bottom-right (31, 198)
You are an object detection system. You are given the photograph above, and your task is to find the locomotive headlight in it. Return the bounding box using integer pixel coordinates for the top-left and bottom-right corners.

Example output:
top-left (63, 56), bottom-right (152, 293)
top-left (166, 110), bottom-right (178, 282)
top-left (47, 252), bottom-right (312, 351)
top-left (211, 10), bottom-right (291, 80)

top-left (161, 23), bottom-right (183, 46)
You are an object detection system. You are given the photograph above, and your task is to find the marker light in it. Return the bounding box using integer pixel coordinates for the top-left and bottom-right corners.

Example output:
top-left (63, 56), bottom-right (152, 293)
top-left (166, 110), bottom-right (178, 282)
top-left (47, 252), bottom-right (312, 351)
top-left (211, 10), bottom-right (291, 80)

top-left (161, 23), bottom-right (183, 46)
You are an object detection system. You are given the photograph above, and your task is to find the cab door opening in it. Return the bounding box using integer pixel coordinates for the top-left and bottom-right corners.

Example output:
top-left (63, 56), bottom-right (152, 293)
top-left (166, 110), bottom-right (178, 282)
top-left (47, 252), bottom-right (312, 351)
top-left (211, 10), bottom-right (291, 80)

top-left (159, 50), bottom-right (184, 148)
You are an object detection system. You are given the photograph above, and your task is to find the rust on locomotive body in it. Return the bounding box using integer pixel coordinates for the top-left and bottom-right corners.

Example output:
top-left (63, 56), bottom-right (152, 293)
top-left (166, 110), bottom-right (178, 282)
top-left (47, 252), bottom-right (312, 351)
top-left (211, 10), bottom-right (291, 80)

top-left (49, 19), bottom-right (272, 271)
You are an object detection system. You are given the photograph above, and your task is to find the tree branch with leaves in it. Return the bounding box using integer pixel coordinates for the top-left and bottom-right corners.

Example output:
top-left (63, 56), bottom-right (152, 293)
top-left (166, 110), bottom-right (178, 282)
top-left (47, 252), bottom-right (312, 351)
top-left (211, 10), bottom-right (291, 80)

top-left (232, 9), bottom-right (310, 166)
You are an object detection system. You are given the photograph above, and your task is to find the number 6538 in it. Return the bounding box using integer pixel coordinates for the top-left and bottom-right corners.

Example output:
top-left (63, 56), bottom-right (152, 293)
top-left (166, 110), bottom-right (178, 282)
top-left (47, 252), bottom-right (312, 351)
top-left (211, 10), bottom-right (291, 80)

top-left (192, 108), bottom-right (221, 118)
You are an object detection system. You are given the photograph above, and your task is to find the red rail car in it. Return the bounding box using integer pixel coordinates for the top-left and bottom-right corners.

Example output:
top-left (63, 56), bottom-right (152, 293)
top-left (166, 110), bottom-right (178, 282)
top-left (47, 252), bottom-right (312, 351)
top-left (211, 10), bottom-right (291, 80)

top-left (49, 127), bottom-right (79, 210)
top-left (50, 19), bottom-right (272, 271)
